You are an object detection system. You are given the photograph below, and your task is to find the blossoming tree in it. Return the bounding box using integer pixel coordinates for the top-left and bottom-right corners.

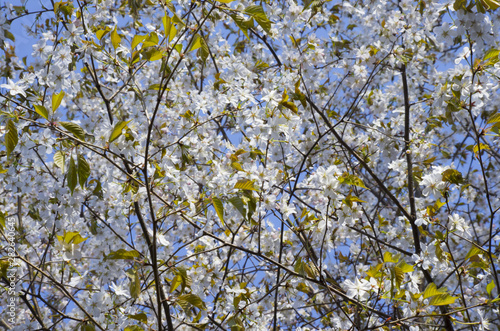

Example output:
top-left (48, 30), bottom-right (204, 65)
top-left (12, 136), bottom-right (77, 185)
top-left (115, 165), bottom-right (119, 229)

top-left (1, 0), bottom-right (500, 329)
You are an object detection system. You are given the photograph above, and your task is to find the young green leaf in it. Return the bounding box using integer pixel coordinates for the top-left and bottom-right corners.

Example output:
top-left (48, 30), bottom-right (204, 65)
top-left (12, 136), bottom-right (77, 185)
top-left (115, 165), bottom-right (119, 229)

top-left (187, 34), bottom-right (202, 53)
top-left (60, 121), bottom-right (86, 141)
top-left (106, 249), bottom-right (140, 260)
top-left (5, 120), bottom-right (18, 156)
top-left (52, 91), bottom-right (65, 112)
top-left (67, 156), bottom-right (78, 195)
top-left (423, 283), bottom-right (448, 299)
top-left (228, 196), bottom-right (246, 218)
top-left (131, 34), bottom-right (147, 49)
top-left (109, 120), bottom-right (132, 143)
top-left (234, 179), bottom-right (258, 191)
top-left (211, 196), bottom-right (225, 226)
top-left (77, 154), bottom-right (90, 188)
top-left (429, 293), bottom-right (458, 306)
top-left (124, 326), bottom-right (144, 331)
top-left (487, 279), bottom-right (495, 296)
top-left (54, 151), bottom-right (66, 173)
top-left (244, 5), bottom-right (272, 34)
top-left (34, 105), bottom-right (49, 120)
top-left (198, 35), bottom-right (210, 63)
top-left (230, 14), bottom-right (254, 40)
top-left (441, 169), bottom-right (463, 185)
top-left (170, 275), bottom-right (183, 293)
top-left (177, 293), bottom-right (206, 310)
top-left (129, 270), bottom-right (141, 299)
top-left (127, 313), bottom-right (148, 324)
top-left (111, 27), bottom-right (121, 50)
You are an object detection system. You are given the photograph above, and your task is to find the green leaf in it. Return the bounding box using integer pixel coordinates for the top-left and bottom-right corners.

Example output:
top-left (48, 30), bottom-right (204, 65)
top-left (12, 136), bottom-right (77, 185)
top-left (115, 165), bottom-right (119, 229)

top-left (294, 257), bottom-right (306, 276)
top-left (487, 112), bottom-right (500, 125)
top-left (109, 120), bottom-right (131, 143)
top-left (60, 121), bottom-right (86, 141)
top-left (124, 326), bottom-right (144, 331)
top-left (383, 251), bottom-right (399, 263)
top-left (162, 14), bottom-right (171, 38)
top-left (57, 231), bottom-right (87, 245)
top-left (215, 0), bottom-right (234, 3)
top-left (244, 5), bottom-right (272, 34)
top-left (234, 179), bottom-right (258, 191)
top-left (338, 172), bottom-right (367, 189)
top-left (169, 24), bottom-right (177, 43)
top-left (429, 293), bottom-right (458, 306)
top-left (67, 156), bottom-right (78, 195)
top-left (0, 211), bottom-right (5, 229)
top-left (128, 312), bottom-right (147, 324)
top-left (343, 193), bottom-right (366, 208)
top-left (198, 35), bottom-right (210, 63)
top-left (4, 30), bottom-right (15, 42)
top-left (142, 32), bottom-right (159, 48)
top-left (54, 151), bottom-right (66, 173)
top-left (228, 196), bottom-right (246, 218)
top-left (187, 34), bottom-right (202, 52)
top-left (148, 50), bottom-right (164, 61)
top-left (111, 27), bottom-right (121, 50)
top-left (465, 246), bottom-right (484, 261)
top-left (81, 324), bottom-right (96, 331)
top-left (52, 91), bottom-right (65, 112)
top-left (230, 14), bottom-right (254, 40)
top-left (177, 293), bottom-right (206, 310)
top-left (130, 270), bottom-right (141, 299)
top-left (441, 169), bottom-right (463, 185)
top-left (483, 48), bottom-right (500, 62)
top-left (231, 162), bottom-right (244, 172)
top-left (106, 249), bottom-right (140, 260)
top-left (5, 120), bottom-right (18, 156)
top-left (131, 35), bottom-right (147, 49)
top-left (397, 260), bottom-right (414, 273)
top-left (393, 266), bottom-right (404, 287)
top-left (480, 0), bottom-right (500, 10)
top-left (423, 283), bottom-right (448, 299)
top-left (34, 105), bottom-right (49, 120)
top-left (77, 154), bottom-right (90, 188)
top-left (487, 279), bottom-right (495, 296)
top-left (473, 143), bottom-right (490, 156)
top-left (170, 275), bottom-right (182, 293)
top-left (0, 259), bottom-right (9, 278)
top-left (212, 196), bottom-right (225, 226)
top-left (96, 28), bottom-right (110, 41)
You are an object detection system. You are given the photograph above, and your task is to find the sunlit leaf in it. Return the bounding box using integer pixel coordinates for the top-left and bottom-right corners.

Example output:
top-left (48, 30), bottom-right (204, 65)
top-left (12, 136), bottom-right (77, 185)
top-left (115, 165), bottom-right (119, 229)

top-left (106, 249), bottom-right (140, 260)
top-left (423, 283), bottom-right (448, 299)
top-left (129, 269), bottom-right (141, 299)
top-left (131, 35), bottom-right (146, 49)
top-left (52, 91), bottom-right (65, 112)
top-left (244, 5), bottom-right (272, 33)
top-left (34, 105), bottom-right (49, 120)
top-left (177, 293), bottom-right (206, 310)
top-left (187, 34), bottom-right (202, 53)
top-left (111, 27), bottom-right (121, 50)
top-left (109, 120), bottom-right (131, 143)
top-left (5, 120), bottom-right (18, 156)
top-left (234, 179), bottom-right (258, 191)
top-left (60, 121), bottom-right (86, 141)
top-left (128, 313), bottom-right (147, 324)
top-left (429, 293), bottom-right (458, 306)
top-left (212, 196), bottom-right (225, 226)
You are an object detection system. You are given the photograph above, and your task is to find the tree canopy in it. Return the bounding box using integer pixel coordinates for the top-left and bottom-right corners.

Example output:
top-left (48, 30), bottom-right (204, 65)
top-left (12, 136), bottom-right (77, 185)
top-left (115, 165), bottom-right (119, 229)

top-left (1, 0), bottom-right (500, 330)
